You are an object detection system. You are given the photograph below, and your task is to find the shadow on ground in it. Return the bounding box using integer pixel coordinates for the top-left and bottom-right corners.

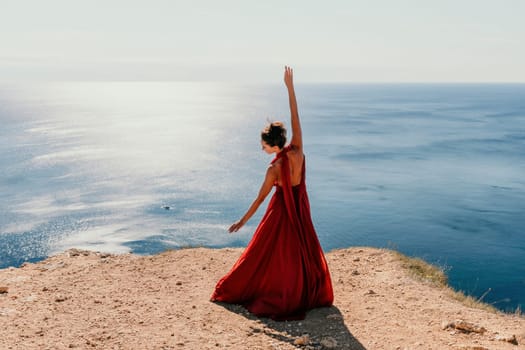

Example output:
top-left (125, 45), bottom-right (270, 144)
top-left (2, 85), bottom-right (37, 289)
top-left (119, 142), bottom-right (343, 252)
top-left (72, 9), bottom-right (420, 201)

top-left (215, 302), bottom-right (366, 349)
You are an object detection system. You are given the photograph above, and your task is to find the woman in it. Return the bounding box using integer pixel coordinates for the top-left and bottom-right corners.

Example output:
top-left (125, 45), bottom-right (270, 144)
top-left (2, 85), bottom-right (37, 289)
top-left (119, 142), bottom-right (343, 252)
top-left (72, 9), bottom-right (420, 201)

top-left (211, 66), bottom-right (333, 320)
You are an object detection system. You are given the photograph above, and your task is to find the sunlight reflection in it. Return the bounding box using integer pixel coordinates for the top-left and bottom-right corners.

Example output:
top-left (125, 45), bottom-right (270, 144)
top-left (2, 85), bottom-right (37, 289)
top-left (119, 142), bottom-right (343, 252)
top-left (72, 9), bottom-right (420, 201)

top-left (26, 82), bottom-right (239, 175)
top-left (2, 81), bottom-right (273, 257)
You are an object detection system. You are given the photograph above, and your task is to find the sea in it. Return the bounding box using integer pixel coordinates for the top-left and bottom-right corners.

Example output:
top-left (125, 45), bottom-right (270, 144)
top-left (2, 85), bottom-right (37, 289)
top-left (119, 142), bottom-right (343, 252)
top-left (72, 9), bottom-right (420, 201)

top-left (1, 82), bottom-right (524, 312)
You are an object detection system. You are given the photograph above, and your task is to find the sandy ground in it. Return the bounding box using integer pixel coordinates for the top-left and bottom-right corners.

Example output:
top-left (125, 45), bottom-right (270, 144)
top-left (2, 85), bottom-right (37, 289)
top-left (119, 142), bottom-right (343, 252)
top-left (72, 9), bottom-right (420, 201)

top-left (1, 247), bottom-right (524, 350)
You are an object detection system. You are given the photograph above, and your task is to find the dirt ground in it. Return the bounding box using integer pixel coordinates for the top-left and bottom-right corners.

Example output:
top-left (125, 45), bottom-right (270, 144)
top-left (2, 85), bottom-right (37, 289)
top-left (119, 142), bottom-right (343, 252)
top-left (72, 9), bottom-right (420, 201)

top-left (1, 247), bottom-right (524, 349)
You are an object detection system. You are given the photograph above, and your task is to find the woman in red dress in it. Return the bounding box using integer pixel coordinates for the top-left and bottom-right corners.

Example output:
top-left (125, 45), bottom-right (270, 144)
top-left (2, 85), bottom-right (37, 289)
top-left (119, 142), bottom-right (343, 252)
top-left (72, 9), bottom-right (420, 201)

top-left (211, 66), bottom-right (333, 320)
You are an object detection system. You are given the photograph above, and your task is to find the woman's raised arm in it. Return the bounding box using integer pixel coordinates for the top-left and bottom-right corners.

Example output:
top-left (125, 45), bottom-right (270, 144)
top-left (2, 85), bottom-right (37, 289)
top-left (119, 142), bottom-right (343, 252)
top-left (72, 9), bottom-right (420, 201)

top-left (284, 66), bottom-right (302, 151)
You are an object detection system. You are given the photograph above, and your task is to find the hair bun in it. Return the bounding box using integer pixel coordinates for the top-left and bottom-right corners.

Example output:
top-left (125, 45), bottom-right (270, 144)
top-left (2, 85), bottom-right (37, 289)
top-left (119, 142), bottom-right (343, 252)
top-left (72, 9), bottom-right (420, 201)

top-left (269, 122), bottom-right (285, 135)
top-left (261, 121), bottom-right (287, 149)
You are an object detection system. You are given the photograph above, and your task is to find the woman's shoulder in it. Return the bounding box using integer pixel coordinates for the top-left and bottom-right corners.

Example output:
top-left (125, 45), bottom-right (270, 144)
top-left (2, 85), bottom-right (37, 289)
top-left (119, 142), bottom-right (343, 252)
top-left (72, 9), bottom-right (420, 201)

top-left (269, 158), bottom-right (282, 169)
top-left (266, 161), bottom-right (281, 181)
top-left (286, 144), bottom-right (304, 158)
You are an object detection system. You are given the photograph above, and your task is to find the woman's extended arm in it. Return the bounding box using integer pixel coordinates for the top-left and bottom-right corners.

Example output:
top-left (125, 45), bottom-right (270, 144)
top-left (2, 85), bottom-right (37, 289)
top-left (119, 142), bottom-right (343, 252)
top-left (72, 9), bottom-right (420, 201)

top-left (284, 66), bottom-right (302, 151)
top-left (229, 166), bottom-right (277, 233)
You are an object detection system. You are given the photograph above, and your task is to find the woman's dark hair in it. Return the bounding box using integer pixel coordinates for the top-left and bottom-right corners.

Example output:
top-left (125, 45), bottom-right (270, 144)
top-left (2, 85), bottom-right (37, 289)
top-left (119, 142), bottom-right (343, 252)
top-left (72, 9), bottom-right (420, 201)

top-left (261, 121), bottom-right (287, 149)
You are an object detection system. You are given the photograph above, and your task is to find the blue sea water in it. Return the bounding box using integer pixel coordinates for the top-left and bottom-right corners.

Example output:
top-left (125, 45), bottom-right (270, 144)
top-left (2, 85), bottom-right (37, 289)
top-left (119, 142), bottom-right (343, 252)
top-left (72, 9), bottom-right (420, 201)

top-left (1, 82), bottom-right (524, 312)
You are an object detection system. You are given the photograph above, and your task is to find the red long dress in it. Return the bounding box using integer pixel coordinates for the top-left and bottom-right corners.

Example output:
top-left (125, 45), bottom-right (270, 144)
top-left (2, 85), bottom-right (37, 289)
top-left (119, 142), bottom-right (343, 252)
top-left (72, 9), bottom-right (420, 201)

top-left (211, 146), bottom-right (334, 320)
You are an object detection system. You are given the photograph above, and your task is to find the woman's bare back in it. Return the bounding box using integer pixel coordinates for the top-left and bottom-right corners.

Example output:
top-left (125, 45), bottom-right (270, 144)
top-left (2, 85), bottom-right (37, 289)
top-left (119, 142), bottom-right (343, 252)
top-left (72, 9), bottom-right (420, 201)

top-left (273, 146), bottom-right (304, 187)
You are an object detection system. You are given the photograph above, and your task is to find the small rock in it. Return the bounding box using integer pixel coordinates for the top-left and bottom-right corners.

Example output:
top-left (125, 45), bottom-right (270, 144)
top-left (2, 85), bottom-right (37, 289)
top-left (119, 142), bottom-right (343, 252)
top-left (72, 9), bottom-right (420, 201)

top-left (68, 249), bottom-right (81, 257)
top-left (176, 281), bottom-right (182, 286)
top-left (495, 334), bottom-right (518, 345)
top-left (351, 270), bottom-right (360, 276)
top-left (365, 289), bottom-right (376, 295)
top-left (55, 295), bottom-right (68, 302)
top-left (353, 257), bottom-right (360, 262)
top-left (320, 337), bottom-right (338, 348)
top-left (0, 287), bottom-right (8, 294)
top-left (443, 320), bottom-right (486, 334)
top-left (294, 335), bottom-right (310, 346)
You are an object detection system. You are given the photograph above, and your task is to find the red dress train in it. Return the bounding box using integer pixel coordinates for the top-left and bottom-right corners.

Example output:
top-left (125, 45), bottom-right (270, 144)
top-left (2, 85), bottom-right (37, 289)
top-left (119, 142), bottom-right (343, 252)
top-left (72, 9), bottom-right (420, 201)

top-left (211, 146), bottom-right (334, 320)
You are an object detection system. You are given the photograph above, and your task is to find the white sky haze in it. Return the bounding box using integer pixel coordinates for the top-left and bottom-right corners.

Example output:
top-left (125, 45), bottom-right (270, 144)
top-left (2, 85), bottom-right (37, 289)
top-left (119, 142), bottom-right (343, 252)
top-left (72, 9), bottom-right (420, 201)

top-left (1, 0), bottom-right (524, 82)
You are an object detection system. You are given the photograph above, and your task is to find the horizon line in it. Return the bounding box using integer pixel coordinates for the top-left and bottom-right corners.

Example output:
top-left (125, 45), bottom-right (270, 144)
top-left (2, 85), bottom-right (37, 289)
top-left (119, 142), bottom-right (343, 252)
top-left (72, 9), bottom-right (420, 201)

top-left (2, 79), bottom-right (525, 84)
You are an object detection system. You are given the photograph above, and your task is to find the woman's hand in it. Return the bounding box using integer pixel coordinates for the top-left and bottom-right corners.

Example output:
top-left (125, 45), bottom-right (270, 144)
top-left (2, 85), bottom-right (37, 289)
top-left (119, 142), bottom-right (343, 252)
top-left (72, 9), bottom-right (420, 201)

top-left (284, 66), bottom-right (294, 90)
top-left (228, 220), bottom-right (245, 233)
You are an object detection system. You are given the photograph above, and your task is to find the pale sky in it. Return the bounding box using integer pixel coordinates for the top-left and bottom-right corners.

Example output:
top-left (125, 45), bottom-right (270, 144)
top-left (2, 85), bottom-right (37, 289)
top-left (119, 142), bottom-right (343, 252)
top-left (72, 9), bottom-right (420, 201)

top-left (1, 0), bottom-right (524, 82)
